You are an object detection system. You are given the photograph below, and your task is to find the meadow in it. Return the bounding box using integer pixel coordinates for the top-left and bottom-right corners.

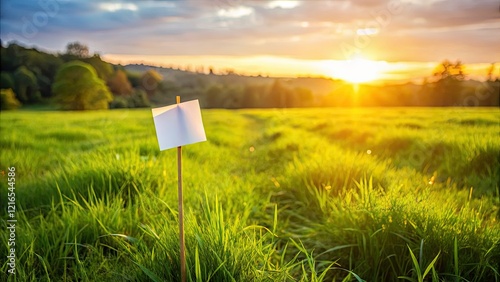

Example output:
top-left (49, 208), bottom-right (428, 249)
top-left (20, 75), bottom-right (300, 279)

top-left (1, 107), bottom-right (499, 281)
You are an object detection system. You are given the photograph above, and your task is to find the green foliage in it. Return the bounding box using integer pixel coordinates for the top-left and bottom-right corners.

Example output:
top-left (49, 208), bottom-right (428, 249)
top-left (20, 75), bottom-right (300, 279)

top-left (13, 66), bottom-right (41, 103)
top-left (128, 89), bottom-right (150, 108)
top-left (399, 243), bottom-right (441, 282)
top-left (1, 43), bottom-right (499, 108)
top-left (52, 61), bottom-right (113, 110)
top-left (82, 55), bottom-right (114, 81)
top-left (1, 43), bottom-right (63, 98)
top-left (126, 70), bottom-right (142, 88)
top-left (1, 43), bottom-right (24, 72)
top-left (109, 96), bottom-right (129, 109)
top-left (109, 89), bottom-right (151, 109)
top-left (0, 88), bottom-right (21, 110)
top-left (0, 71), bottom-right (15, 89)
top-left (204, 84), bottom-right (225, 108)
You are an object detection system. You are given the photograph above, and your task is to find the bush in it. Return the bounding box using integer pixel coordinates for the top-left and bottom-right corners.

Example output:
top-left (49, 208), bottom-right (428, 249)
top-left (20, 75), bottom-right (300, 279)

top-left (128, 89), bottom-right (150, 108)
top-left (109, 89), bottom-right (150, 109)
top-left (0, 88), bottom-right (21, 110)
top-left (52, 61), bottom-right (113, 110)
top-left (109, 96), bottom-right (129, 109)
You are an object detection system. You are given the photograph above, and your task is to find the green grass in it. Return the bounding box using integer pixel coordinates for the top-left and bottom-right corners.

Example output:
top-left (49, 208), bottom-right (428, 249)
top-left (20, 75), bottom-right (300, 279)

top-left (1, 107), bottom-right (499, 281)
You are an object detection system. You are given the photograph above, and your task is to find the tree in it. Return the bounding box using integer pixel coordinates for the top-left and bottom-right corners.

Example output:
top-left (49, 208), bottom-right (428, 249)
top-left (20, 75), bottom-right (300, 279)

top-left (140, 69), bottom-right (163, 96)
top-left (417, 78), bottom-right (432, 106)
top-left (109, 96), bottom-right (129, 109)
top-left (433, 60), bottom-right (465, 81)
top-left (82, 55), bottom-right (113, 81)
top-left (222, 85), bottom-right (244, 109)
top-left (65, 42), bottom-right (90, 58)
top-left (486, 63), bottom-right (496, 82)
top-left (481, 63), bottom-right (500, 106)
top-left (52, 61), bottom-right (113, 110)
top-left (432, 60), bottom-right (465, 106)
top-left (269, 79), bottom-right (292, 108)
top-left (126, 71), bottom-right (142, 88)
top-left (1, 43), bottom-right (24, 72)
top-left (107, 69), bottom-right (133, 96)
top-left (241, 84), bottom-right (261, 108)
top-left (0, 71), bottom-right (15, 90)
top-left (37, 75), bottom-right (52, 98)
top-left (14, 66), bottom-right (41, 103)
top-left (110, 88), bottom-right (151, 109)
top-left (293, 87), bottom-right (313, 107)
top-left (0, 88), bottom-right (21, 110)
top-left (1, 43), bottom-right (63, 98)
top-left (128, 89), bottom-right (150, 108)
top-left (204, 84), bottom-right (224, 108)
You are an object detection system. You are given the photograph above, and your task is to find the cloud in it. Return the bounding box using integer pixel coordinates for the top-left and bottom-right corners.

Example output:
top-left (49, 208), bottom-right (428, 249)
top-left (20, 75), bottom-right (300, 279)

top-left (0, 0), bottom-right (498, 63)
top-left (266, 1), bottom-right (302, 9)
top-left (217, 6), bottom-right (254, 18)
top-left (98, 2), bottom-right (138, 12)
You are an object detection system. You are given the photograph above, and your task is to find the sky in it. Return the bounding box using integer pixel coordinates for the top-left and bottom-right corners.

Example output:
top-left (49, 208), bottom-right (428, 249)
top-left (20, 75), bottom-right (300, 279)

top-left (1, 0), bottom-right (499, 83)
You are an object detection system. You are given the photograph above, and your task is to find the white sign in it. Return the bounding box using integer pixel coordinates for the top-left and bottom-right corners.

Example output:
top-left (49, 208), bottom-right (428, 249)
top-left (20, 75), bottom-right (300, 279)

top-left (152, 100), bottom-right (206, 151)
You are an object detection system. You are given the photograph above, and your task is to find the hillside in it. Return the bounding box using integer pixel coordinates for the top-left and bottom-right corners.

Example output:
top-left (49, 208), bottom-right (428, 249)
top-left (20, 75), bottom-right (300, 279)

top-left (1, 42), bottom-right (498, 110)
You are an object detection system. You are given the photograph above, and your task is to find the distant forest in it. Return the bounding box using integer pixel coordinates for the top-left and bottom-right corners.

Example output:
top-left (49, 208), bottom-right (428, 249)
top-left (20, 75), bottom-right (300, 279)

top-left (1, 41), bottom-right (498, 110)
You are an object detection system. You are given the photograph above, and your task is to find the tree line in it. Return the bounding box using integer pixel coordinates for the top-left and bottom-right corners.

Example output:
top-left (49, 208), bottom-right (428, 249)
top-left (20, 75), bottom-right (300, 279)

top-left (0, 41), bottom-right (164, 110)
top-left (153, 61), bottom-right (498, 108)
top-left (1, 41), bottom-right (498, 110)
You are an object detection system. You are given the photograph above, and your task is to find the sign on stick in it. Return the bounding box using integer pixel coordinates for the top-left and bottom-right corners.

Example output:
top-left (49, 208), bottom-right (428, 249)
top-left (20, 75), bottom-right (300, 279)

top-left (152, 99), bottom-right (206, 151)
top-left (151, 97), bottom-right (206, 282)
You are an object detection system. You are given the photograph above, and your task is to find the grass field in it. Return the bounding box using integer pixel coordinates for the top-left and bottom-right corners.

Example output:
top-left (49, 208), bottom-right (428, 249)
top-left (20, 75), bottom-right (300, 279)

top-left (1, 107), bottom-right (499, 281)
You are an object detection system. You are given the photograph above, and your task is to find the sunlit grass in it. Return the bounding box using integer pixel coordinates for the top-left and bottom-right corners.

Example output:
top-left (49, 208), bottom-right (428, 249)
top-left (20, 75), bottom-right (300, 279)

top-left (1, 107), bottom-right (499, 281)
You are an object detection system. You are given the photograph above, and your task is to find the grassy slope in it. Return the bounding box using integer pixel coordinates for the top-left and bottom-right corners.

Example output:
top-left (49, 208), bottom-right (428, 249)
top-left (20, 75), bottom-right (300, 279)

top-left (1, 108), bottom-right (499, 281)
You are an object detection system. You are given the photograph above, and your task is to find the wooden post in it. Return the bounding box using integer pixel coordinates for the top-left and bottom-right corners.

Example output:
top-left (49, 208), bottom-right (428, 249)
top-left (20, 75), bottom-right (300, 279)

top-left (176, 95), bottom-right (186, 282)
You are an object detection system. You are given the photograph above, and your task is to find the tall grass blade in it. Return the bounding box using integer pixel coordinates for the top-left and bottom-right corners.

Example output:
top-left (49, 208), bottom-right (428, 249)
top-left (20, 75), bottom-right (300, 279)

top-left (454, 236), bottom-right (459, 280)
top-left (133, 262), bottom-right (163, 282)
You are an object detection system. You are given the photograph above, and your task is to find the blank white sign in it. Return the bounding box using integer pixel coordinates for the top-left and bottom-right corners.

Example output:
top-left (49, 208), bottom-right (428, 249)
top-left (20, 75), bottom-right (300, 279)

top-left (152, 99), bottom-right (206, 151)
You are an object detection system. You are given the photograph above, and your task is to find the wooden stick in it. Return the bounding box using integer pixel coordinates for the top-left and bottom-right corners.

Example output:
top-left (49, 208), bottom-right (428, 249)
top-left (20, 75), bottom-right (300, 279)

top-left (176, 95), bottom-right (186, 282)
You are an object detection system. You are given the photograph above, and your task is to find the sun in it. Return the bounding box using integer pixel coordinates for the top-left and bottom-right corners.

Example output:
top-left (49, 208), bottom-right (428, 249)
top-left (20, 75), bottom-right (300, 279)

top-left (337, 58), bottom-right (381, 83)
top-left (324, 57), bottom-right (387, 83)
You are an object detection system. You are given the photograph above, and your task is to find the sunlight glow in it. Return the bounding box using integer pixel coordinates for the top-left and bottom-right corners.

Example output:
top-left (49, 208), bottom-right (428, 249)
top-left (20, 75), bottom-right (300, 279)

top-left (323, 57), bottom-right (388, 83)
top-left (103, 54), bottom-right (492, 83)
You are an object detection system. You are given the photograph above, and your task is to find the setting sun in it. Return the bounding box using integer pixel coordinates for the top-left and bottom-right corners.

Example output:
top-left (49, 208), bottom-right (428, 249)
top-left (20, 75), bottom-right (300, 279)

top-left (323, 57), bottom-right (388, 83)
